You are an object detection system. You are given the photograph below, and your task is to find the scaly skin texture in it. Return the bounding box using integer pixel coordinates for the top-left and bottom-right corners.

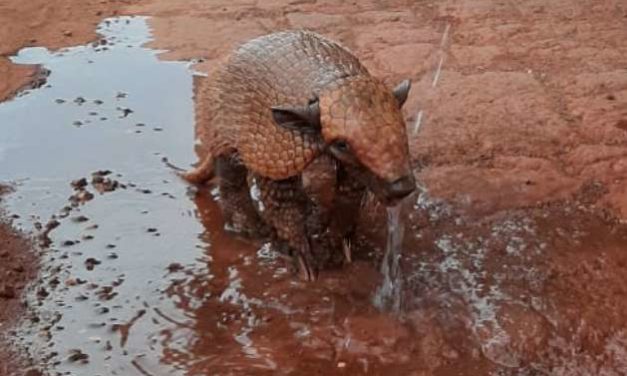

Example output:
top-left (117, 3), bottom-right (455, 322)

top-left (190, 30), bottom-right (369, 181)
top-left (320, 76), bottom-right (411, 182)
top-left (184, 30), bottom-right (413, 279)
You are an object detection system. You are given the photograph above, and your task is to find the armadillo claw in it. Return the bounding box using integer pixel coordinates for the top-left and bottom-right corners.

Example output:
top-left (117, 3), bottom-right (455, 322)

top-left (297, 253), bottom-right (317, 282)
top-left (342, 237), bottom-right (352, 264)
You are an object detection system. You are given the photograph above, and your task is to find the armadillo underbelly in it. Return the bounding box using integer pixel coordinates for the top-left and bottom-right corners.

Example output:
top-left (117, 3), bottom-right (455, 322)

top-left (198, 30), bottom-right (370, 180)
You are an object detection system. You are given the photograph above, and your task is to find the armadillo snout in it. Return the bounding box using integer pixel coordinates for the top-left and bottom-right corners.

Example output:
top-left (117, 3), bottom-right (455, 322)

top-left (384, 174), bottom-right (416, 203)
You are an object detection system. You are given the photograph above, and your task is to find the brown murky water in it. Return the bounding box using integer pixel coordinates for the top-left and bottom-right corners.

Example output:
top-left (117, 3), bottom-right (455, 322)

top-left (2, 15), bottom-right (627, 376)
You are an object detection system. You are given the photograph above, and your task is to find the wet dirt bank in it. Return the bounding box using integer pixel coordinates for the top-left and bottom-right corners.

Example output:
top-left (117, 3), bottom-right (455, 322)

top-left (0, 0), bottom-right (140, 102)
top-left (0, 186), bottom-right (40, 376)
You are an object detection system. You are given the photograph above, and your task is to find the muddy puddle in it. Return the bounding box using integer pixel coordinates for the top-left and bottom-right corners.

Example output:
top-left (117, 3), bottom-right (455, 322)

top-left (2, 15), bottom-right (627, 376)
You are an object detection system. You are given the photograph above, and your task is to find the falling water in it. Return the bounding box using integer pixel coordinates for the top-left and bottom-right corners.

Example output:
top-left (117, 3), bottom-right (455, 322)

top-left (373, 204), bottom-right (405, 313)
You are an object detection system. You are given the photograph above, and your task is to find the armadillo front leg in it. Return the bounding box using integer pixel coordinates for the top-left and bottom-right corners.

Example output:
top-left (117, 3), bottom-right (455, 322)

top-left (331, 165), bottom-right (367, 264)
top-left (248, 174), bottom-right (317, 281)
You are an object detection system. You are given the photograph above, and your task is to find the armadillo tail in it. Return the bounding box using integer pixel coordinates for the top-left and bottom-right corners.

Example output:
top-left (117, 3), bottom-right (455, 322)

top-left (179, 154), bottom-right (216, 184)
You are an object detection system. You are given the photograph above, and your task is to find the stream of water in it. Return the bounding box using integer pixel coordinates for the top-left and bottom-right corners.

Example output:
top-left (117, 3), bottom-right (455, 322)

top-left (373, 204), bottom-right (404, 313)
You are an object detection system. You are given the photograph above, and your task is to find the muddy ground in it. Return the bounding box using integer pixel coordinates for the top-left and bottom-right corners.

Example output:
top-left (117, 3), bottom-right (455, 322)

top-left (1, 0), bottom-right (627, 375)
top-left (0, 186), bottom-right (40, 376)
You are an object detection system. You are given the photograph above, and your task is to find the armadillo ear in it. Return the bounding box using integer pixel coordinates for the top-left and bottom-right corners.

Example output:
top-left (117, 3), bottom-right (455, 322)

top-left (271, 100), bottom-right (321, 134)
top-left (392, 79), bottom-right (411, 108)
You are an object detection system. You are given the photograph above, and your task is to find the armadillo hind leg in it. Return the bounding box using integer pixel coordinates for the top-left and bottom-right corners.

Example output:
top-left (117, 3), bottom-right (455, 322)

top-left (215, 155), bottom-right (270, 238)
top-left (180, 153), bottom-right (216, 184)
top-left (249, 174), bottom-right (318, 281)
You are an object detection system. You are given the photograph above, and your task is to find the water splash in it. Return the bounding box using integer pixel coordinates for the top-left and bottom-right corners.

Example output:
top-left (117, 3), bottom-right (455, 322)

top-left (373, 204), bottom-right (404, 313)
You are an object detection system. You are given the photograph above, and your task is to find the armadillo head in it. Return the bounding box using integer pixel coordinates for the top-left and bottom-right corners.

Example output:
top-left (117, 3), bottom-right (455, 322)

top-left (271, 76), bottom-right (415, 205)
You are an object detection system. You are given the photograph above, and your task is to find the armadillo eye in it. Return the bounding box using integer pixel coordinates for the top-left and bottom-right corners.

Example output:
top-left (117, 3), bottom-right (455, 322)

top-left (334, 140), bottom-right (350, 152)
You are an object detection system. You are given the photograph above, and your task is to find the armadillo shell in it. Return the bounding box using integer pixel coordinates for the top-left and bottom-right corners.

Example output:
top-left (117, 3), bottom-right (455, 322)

top-left (197, 30), bottom-right (371, 180)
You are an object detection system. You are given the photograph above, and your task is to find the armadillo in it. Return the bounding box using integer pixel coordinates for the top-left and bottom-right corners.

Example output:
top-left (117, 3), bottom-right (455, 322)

top-left (183, 30), bottom-right (416, 280)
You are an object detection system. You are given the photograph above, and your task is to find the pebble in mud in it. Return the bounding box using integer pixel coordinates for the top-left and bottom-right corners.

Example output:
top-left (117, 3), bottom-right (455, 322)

top-left (167, 263), bottom-right (183, 273)
top-left (71, 178), bottom-right (88, 190)
top-left (91, 175), bottom-right (119, 193)
top-left (85, 258), bottom-right (101, 271)
top-left (117, 107), bottom-right (133, 118)
top-left (71, 215), bottom-right (89, 223)
top-left (67, 349), bottom-right (89, 363)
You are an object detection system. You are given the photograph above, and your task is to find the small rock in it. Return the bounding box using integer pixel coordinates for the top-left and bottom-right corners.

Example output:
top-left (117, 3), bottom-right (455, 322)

top-left (65, 278), bottom-right (86, 286)
top-left (55, 99), bottom-right (65, 104)
top-left (92, 170), bottom-right (112, 177)
top-left (74, 96), bottom-right (86, 105)
top-left (96, 307), bottom-right (110, 314)
top-left (70, 178), bottom-right (87, 189)
top-left (147, 228), bottom-right (157, 233)
top-left (118, 107), bottom-right (133, 118)
top-left (37, 287), bottom-right (49, 299)
top-left (71, 215), bottom-right (89, 223)
top-left (63, 30), bottom-right (73, 37)
top-left (67, 349), bottom-right (89, 363)
top-left (85, 258), bottom-right (101, 271)
top-left (94, 99), bottom-right (103, 105)
top-left (61, 240), bottom-right (76, 247)
top-left (167, 263), bottom-right (183, 273)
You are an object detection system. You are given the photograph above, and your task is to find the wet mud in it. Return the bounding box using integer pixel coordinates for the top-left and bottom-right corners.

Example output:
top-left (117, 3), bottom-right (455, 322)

top-left (0, 1), bottom-right (627, 376)
top-left (0, 186), bottom-right (41, 376)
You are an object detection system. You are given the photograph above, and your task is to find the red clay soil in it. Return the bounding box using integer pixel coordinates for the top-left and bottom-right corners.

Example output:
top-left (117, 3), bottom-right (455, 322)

top-left (0, 0), bottom-right (133, 102)
top-left (0, 187), bottom-right (40, 376)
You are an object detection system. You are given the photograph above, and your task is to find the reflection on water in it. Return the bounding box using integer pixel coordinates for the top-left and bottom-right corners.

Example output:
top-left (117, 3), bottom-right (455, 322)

top-left (0, 15), bottom-right (201, 375)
